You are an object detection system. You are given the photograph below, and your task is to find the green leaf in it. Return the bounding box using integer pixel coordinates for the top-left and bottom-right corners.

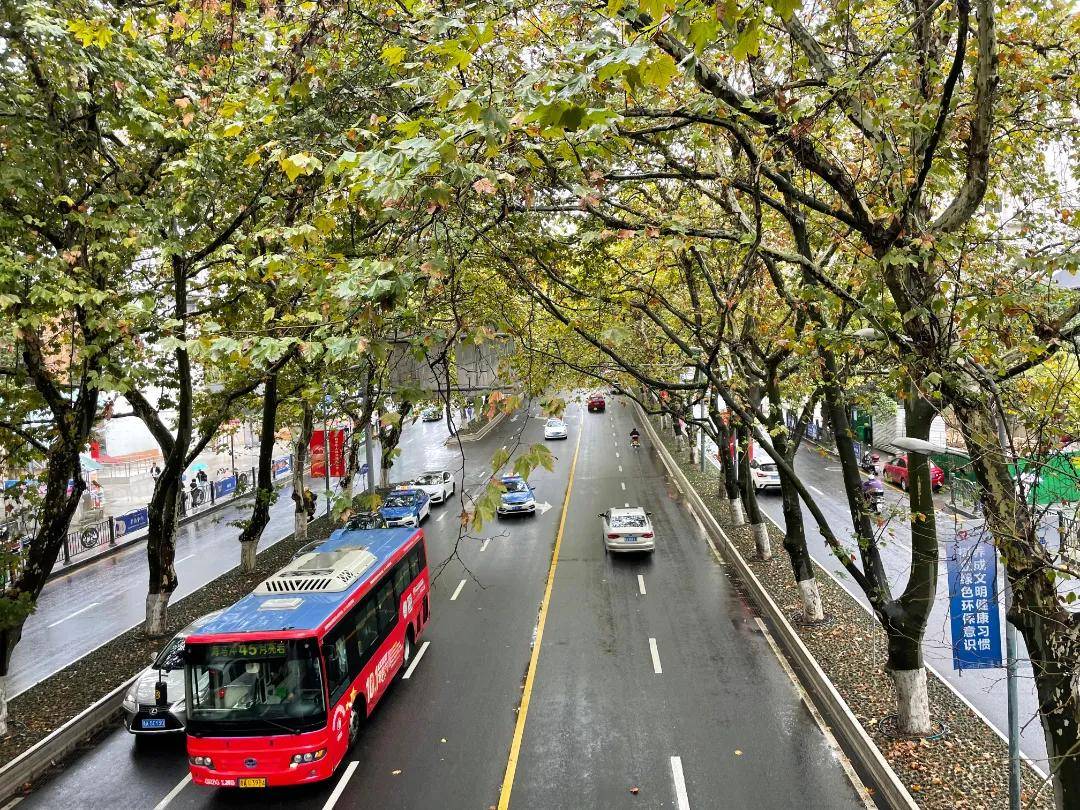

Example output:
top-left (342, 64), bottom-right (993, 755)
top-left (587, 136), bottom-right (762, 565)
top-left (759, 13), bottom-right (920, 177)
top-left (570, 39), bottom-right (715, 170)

top-left (732, 21), bottom-right (762, 61)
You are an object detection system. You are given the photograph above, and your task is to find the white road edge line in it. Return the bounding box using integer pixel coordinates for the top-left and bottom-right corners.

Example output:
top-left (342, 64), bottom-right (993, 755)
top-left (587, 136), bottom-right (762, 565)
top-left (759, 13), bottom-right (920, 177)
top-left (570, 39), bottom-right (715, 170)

top-left (153, 774), bottom-right (191, 810)
top-left (808, 484), bottom-right (825, 496)
top-left (637, 574), bottom-right (646, 595)
top-left (450, 578), bottom-right (466, 601)
top-left (670, 756), bottom-right (690, 810)
top-left (753, 617), bottom-right (874, 809)
top-left (2, 797), bottom-right (24, 810)
top-left (47, 601), bottom-right (100, 629)
top-left (481, 537), bottom-right (491, 552)
top-left (175, 554), bottom-right (195, 564)
top-left (648, 637), bottom-right (663, 674)
top-left (402, 641), bottom-right (430, 680)
top-left (321, 760), bottom-right (359, 810)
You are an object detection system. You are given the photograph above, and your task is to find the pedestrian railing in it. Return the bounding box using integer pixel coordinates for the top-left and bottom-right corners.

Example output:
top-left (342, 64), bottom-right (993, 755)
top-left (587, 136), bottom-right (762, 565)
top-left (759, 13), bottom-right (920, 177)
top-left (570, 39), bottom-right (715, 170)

top-left (63, 518), bottom-right (115, 564)
top-left (950, 478), bottom-right (982, 514)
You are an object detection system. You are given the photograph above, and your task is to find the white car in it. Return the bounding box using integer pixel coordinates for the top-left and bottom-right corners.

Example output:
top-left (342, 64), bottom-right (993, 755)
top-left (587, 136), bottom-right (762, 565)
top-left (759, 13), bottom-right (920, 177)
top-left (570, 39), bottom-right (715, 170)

top-left (544, 417), bottom-right (568, 440)
top-left (599, 507), bottom-right (655, 553)
top-left (122, 611), bottom-right (222, 735)
top-left (410, 471), bottom-right (456, 504)
top-left (749, 449), bottom-right (781, 493)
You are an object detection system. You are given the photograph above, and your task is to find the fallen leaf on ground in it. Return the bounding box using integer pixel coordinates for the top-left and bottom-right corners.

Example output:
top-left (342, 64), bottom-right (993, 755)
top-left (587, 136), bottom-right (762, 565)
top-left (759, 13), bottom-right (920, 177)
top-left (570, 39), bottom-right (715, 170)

top-left (629, 787), bottom-right (639, 795)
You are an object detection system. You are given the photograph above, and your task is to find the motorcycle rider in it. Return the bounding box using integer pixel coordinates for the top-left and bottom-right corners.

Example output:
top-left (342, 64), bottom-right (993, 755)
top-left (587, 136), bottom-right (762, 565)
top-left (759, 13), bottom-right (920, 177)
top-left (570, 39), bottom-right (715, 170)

top-left (862, 472), bottom-right (884, 512)
top-left (629, 427), bottom-right (641, 447)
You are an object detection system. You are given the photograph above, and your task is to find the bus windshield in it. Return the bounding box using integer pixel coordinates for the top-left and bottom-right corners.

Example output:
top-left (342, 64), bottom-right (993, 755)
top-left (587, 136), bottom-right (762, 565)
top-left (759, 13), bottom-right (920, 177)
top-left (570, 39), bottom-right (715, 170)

top-left (185, 638), bottom-right (326, 736)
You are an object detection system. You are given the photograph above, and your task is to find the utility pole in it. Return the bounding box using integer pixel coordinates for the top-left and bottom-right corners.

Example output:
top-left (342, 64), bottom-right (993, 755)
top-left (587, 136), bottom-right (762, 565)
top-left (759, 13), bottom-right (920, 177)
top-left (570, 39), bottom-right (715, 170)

top-left (322, 393), bottom-right (332, 517)
top-left (995, 412), bottom-right (1021, 810)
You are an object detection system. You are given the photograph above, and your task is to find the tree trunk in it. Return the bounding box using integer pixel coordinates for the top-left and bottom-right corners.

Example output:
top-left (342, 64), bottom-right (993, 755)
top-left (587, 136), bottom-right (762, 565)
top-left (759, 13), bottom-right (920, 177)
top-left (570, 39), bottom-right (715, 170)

top-left (737, 424), bottom-right (769, 560)
top-left (890, 667), bottom-right (931, 736)
top-left (238, 372), bottom-right (279, 571)
top-left (291, 402), bottom-right (314, 546)
top-left (711, 411), bottom-right (745, 525)
top-left (952, 397), bottom-right (1080, 806)
top-left (145, 473), bottom-right (182, 636)
top-left (378, 400), bottom-right (413, 488)
top-left (769, 394), bottom-right (823, 621)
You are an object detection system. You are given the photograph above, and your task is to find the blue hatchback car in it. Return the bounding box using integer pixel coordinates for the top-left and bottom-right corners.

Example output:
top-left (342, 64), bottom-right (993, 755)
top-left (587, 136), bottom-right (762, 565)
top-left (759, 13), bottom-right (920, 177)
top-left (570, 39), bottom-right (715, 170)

top-left (379, 487), bottom-right (431, 527)
top-left (496, 475), bottom-right (536, 517)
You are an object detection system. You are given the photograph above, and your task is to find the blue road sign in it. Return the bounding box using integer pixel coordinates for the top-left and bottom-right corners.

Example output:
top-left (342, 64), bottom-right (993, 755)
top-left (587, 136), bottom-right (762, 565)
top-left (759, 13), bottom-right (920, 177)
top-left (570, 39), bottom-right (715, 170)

top-left (947, 526), bottom-right (1003, 669)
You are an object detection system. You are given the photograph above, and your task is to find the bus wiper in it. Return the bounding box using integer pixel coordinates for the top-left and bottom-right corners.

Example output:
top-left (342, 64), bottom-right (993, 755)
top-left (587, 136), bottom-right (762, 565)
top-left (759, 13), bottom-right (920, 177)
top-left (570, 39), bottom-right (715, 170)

top-left (259, 716), bottom-right (303, 736)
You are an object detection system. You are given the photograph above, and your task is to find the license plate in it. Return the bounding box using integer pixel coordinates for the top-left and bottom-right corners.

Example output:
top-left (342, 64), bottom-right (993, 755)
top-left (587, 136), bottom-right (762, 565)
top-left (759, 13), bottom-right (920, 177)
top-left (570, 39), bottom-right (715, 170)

top-left (141, 718), bottom-right (166, 729)
top-left (238, 778), bottom-right (266, 788)
top-left (625, 536), bottom-right (639, 542)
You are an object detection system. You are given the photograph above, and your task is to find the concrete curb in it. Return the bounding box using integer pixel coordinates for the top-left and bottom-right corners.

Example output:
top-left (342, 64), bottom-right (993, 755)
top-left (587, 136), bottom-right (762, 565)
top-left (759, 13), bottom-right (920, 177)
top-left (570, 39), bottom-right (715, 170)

top-left (0, 675), bottom-right (137, 804)
top-left (638, 406), bottom-right (918, 810)
top-left (448, 410), bottom-right (508, 444)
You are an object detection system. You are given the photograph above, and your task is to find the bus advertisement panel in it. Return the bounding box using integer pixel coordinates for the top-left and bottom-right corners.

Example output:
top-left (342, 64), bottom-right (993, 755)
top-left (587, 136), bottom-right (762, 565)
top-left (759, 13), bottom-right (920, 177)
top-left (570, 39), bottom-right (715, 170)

top-left (184, 527), bottom-right (429, 788)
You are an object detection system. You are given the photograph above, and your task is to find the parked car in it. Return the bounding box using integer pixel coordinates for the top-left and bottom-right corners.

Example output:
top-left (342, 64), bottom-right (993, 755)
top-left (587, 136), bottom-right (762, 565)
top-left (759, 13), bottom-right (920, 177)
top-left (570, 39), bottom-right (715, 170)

top-left (420, 407), bottom-right (442, 422)
top-left (496, 475), bottom-right (536, 517)
top-left (544, 417), bottom-right (568, 440)
top-left (122, 611), bottom-right (222, 736)
top-left (587, 393), bottom-right (606, 413)
top-left (883, 455), bottom-right (944, 491)
top-left (599, 507), bottom-right (655, 553)
top-left (410, 470), bottom-right (456, 504)
top-left (379, 487), bottom-right (431, 527)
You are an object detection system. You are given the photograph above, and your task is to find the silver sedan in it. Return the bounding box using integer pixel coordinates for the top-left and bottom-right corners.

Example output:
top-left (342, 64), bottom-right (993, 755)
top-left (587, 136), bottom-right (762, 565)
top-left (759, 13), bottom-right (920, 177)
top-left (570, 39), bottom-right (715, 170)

top-left (599, 507), bottom-right (655, 553)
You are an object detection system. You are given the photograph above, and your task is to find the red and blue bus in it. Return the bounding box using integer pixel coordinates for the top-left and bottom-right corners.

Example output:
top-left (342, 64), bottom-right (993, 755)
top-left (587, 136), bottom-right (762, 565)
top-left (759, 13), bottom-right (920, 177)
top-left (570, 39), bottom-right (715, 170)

top-left (183, 526), bottom-right (430, 788)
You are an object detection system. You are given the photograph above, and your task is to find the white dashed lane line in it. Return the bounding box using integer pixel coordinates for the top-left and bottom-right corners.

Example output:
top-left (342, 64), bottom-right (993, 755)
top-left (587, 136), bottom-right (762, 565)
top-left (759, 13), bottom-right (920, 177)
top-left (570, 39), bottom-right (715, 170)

top-left (450, 579), bottom-right (467, 601)
top-left (637, 574), bottom-right (646, 595)
top-left (47, 602), bottom-right (101, 629)
top-left (152, 774), bottom-right (191, 810)
top-left (649, 637), bottom-right (663, 674)
top-left (671, 756), bottom-right (691, 810)
top-left (481, 537), bottom-right (491, 552)
top-left (321, 761), bottom-right (359, 810)
top-left (401, 641), bottom-right (430, 680)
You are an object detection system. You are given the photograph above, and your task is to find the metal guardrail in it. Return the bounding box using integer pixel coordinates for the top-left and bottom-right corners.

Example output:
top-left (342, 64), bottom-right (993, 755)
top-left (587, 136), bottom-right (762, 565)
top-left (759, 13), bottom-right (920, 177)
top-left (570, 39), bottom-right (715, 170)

top-left (63, 518), bottom-right (115, 564)
top-left (0, 674), bottom-right (138, 805)
top-left (638, 404), bottom-right (919, 810)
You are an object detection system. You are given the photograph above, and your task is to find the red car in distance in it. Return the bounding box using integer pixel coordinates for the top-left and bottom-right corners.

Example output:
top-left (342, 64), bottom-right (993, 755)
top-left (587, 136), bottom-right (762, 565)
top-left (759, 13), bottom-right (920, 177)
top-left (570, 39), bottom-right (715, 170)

top-left (587, 393), bottom-right (606, 413)
top-left (882, 454), bottom-right (944, 492)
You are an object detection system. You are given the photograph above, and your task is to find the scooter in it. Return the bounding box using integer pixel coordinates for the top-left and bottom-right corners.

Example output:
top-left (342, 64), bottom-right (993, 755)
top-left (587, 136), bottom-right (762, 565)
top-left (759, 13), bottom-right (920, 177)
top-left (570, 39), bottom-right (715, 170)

top-left (860, 452), bottom-right (880, 475)
top-left (863, 478), bottom-right (885, 514)
top-left (630, 435), bottom-right (641, 450)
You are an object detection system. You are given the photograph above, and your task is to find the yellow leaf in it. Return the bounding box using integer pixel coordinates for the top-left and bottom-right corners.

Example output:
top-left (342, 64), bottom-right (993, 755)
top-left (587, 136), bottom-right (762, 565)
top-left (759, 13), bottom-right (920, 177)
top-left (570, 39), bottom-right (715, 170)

top-left (313, 213), bottom-right (337, 235)
top-left (243, 150), bottom-right (262, 167)
top-left (382, 44), bottom-right (407, 66)
top-left (222, 122), bottom-right (244, 137)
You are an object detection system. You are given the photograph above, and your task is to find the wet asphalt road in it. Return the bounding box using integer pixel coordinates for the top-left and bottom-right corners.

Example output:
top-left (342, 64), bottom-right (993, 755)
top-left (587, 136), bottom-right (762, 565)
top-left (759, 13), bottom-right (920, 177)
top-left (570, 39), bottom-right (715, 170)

top-left (16, 399), bottom-right (866, 810)
top-left (745, 445), bottom-right (1047, 768)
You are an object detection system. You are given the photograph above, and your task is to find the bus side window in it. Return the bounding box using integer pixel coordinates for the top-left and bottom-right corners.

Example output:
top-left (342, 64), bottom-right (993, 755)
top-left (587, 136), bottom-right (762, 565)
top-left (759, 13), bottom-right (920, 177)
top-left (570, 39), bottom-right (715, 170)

top-left (325, 633), bottom-right (350, 703)
top-left (354, 598), bottom-right (379, 660)
top-left (393, 560), bottom-right (410, 598)
top-left (407, 549), bottom-right (420, 581)
top-left (416, 543), bottom-right (427, 573)
top-left (375, 580), bottom-right (397, 634)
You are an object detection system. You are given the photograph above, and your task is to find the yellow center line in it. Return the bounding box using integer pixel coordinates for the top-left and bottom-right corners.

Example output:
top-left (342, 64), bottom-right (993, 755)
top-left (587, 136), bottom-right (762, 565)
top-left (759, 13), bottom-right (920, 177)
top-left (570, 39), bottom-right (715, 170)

top-left (496, 414), bottom-right (583, 810)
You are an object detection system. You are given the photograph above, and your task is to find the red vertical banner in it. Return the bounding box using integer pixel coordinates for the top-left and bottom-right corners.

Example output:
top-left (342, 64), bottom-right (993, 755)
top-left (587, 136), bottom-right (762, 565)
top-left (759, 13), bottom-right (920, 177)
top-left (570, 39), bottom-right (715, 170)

top-left (310, 429), bottom-right (347, 477)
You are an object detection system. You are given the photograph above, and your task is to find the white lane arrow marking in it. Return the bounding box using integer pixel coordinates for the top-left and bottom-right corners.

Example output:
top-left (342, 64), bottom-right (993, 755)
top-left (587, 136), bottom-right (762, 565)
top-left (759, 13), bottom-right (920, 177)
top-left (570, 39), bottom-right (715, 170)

top-left (536, 501), bottom-right (554, 515)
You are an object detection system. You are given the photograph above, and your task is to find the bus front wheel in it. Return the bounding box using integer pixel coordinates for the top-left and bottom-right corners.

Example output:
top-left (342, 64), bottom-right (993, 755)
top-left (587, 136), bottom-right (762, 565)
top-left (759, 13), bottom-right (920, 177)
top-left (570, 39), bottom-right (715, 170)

top-left (348, 698), bottom-right (366, 748)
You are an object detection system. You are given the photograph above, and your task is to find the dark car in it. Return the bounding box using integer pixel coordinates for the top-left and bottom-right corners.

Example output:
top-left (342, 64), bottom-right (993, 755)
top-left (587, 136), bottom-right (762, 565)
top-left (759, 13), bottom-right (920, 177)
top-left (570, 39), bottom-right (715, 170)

top-left (587, 393), bottom-right (606, 413)
top-left (344, 510), bottom-right (389, 530)
top-left (883, 455), bottom-right (944, 491)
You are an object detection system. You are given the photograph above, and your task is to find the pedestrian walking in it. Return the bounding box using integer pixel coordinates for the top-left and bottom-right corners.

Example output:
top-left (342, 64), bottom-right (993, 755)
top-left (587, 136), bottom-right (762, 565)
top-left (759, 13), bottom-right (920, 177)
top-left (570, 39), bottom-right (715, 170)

top-left (150, 463), bottom-right (161, 481)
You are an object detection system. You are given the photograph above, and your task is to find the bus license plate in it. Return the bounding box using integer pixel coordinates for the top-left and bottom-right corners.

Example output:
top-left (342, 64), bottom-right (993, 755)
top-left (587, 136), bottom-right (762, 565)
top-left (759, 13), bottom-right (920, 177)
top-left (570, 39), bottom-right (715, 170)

top-left (238, 778), bottom-right (266, 788)
top-left (140, 718), bottom-right (166, 729)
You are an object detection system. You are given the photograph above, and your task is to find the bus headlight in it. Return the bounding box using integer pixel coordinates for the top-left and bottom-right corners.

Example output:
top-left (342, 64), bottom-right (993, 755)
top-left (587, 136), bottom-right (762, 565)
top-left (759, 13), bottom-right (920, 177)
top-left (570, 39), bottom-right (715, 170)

top-left (189, 756), bottom-right (214, 768)
top-left (291, 749), bottom-right (326, 764)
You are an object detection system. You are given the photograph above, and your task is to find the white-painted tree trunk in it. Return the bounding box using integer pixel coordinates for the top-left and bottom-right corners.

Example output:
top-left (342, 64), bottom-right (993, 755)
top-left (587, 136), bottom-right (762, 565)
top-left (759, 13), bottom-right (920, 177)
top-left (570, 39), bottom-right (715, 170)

top-left (145, 592), bottom-right (170, 636)
top-left (729, 498), bottom-right (746, 526)
top-left (0, 673), bottom-right (8, 737)
top-left (294, 508), bottom-right (308, 545)
top-left (798, 578), bottom-right (825, 622)
top-left (240, 540), bottom-right (257, 573)
top-left (891, 667), bottom-right (931, 735)
top-left (751, 522), bottom-right (771, 560)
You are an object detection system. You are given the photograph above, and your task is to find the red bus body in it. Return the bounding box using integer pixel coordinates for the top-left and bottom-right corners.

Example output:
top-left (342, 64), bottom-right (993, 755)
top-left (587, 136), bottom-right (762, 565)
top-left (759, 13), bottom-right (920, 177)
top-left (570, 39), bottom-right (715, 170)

top-left (184, 527), bottom-right (429, 788)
